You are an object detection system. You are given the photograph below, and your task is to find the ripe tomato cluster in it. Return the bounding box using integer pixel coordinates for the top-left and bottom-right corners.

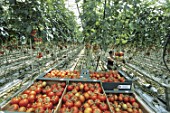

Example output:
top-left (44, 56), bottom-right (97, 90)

top-left (60, 82), bottom-right (111, 113)
top-left (0, 51), bottom-right (4, 55)
top-left (44, 69), bottom-right (80, 79)
top-left (107, 93), bottom-right (143, 113)
top-left (115, 52), bottom-right (124, 57)
top-left (31, 29), bottom-right (37, 36)
top-left (90, 71), bottom-right (125, 82)
top-left (36, 52), bottom-right (43, 58)
top-left (8, 80), bottom-right (66, 113)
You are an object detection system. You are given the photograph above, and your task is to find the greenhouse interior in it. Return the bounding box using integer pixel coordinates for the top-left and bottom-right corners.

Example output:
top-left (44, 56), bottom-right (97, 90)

top-left (0, 0), bottom-right (170, 113)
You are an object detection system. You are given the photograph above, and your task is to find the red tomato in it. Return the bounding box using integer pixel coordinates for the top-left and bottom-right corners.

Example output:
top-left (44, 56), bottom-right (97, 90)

top-left (87, 90), bottom-right (92, 94)
top-left (45, 86), bottom-right (52, 94)
top-left (87, 99), bottom-right (94, 106)
top-left (8, 104), bottom-right (19, 111)
top-left (67, 85), bottom-right (74, 91)
top-left (108, 96), bottom-right (114, 102)
top-left (123, 96), bottom-right (129, 103)
top-left (91, 104), bottom-right (98, 110)
top-left (99, 103), bottom-right (108, 111)
top-left (67, 92), bottom-right (74, 97)
top-left (51, 84), bottom-right (57, 89)
top-left (44, 102), bottom-right (53, 109)
top-left (42, 89), bottom-right (46, 94)
top-left (74, 100), bottom-right (82, 107)
top-left (98, 94), bottom-right (106, 102)
top-left (62, 95), bottom-right (70, 102)
top-left (35, 87), bottom-right (42, 94)
top-left (19, 99), bottom-right (29, 107)
top-left (29, 91), bottom-right (36, 95)
top-left (43, 97), bottom-right (51, 103)
top-left (65, 100), bottom-right (74, 108)
top-left (90, 93), bottom-right (97, 101)
top-left (10, 97), bottom-right (21, 104)
top-left (31, 103), bottom-right (37, 109)
top-left (71, 106), bottom-right (79, 113)
top-left (61, 82), bottom-right (66, 87)
top-left (47, 91), bottom-right (55, 98)
top-left (28, 94), bottom-right (35, 103)
top-left (95, 99), bottom-right (101, 106)
top-left (23, 90), bottom-right (30, 95)
top-left (56, 91), bottom-right (62, 97)
top-left (129, 96), bottom-right (136, 103)
top-left (27, 103), bottom-right (31, 108)
top-left (84, 86), bottom-right (89, 92)
top-left (90, 87), bottom-right (95, 92)
top-left (51, 96), bottom-right (59, 104)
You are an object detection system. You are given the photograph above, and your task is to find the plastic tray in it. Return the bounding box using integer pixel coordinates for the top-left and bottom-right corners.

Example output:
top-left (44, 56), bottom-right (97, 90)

top-left (56, 81), bottom-right (112, 113)
top-left (94, 70), bottom-right (132, 91)
top-left (1, 79), bottom-right (67, 113)
top-left (37, 68), bottom-right (85, 80)
top-left (105, 90), bottom-right (154, 113)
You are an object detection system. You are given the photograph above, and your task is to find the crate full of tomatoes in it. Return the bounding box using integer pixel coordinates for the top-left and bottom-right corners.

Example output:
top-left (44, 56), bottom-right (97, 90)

top-left (41, 69), bottom-right (81, 80)
top-left (106, 91), bottom-right (149, 113)
top-left (57, 80), bottom-right (112, 113)
top-left (1, 79), bottom-right (67, 113)
top-left (90, 70), bottom-right (132, 91)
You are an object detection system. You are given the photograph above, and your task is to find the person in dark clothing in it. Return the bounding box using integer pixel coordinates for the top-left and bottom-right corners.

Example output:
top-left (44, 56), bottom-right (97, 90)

top-left (107, 51), bottom-right (117, 70)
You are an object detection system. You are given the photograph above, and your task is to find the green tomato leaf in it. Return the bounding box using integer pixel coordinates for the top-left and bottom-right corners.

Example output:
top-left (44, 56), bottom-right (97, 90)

top-left (129, 22), bottom-right (134, 30)
top-left (26, 26), bottom-right (32, 33)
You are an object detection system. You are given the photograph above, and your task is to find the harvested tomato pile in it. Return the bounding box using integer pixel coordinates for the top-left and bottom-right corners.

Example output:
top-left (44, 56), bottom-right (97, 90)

top-left (59, 82), bottom-right (111, 113)
top-left (107, 93), bottom-right (143, 113)
top-left (7, 80), bottom-right (66, 113)
top-left (44, 69), bottom-right (80, 79)
top-left (90, 71), bottom-right (125, 82)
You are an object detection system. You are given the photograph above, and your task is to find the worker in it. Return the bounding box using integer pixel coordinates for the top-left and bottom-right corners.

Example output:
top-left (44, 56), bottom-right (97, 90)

top-left (107, 51), bottom-right (117, 70)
